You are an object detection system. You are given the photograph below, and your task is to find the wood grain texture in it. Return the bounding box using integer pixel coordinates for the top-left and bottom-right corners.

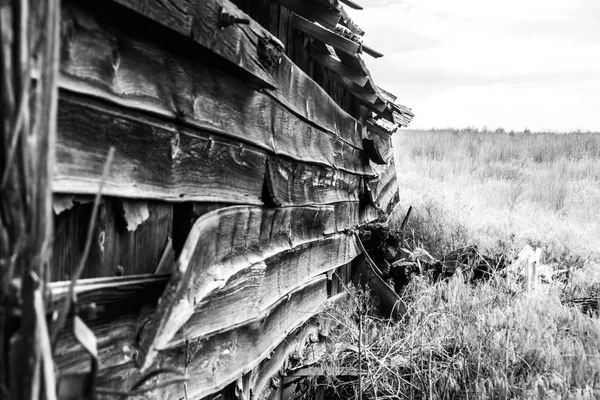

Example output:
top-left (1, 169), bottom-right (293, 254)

top-left (59, 2), bottom-right (369, 175)
top-left (113, 0), bottom-right (283, 89)
top-left (96, 277), bottom-right (332, 400)
top-left (136, 204), bottom-right (371, 369)
top-left (170, 233), bottom-right (359, 346)
top-left (265, 156), bottom-right (361, 206)
top-left (55, 94), bottom-right (266, 204)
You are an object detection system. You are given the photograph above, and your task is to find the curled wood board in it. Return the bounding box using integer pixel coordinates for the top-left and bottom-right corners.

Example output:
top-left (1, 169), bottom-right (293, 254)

top-left (53, 214), bottom-right (366, 374)
top-left (372, 158), bottom-right (399, 214)
top-left (170, 233), bottom-right (359, 347)
top-left (59, 2), bottom-right (368, 175)
top-left (137, 204), bottom-right (373, 369)
top-left (251, 292), bottom-right (348, 399)
top-left (113, 0), bottom-right (283, 89)
top-left (95, 276), bottom-right (333, 399)
top-left (55, 94), bottom-right (266, 204)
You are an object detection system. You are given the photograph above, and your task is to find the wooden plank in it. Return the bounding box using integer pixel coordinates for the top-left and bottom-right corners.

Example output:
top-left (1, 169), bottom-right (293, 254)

top-left (136, 204), bottom-right (369, 369)
top-left (59, 3), bottom-right (369, 175)
top-left (362, 44), bottom-right (383, 58)
top-left (51, 197), bottom-right (136, 281)
top-left (339, 0), bottom-right (363, 10)
top-left (308, 42), bottom-right (369, 87)
top-left (112, 0), bottom-right (283, 89)
top-left (372, 158), bottom-right (399, 213)
top-left (265, 156), bottom-right (361, 206)
top-left (96, 276), bottom-right (332, 399)
top-left (250, 325), bottom-right (321, 400)
top-left (291, 13), bottom-right (359, 55)
top-left (55, 94), bottom-right (267, 204)
top-left (170, 233), bottom-right (360, 346)
top-left (274, 0), bottom-right (341, 31)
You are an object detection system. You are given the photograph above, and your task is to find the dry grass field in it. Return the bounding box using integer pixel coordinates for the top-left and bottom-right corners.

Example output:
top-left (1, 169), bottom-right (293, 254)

top-left (317, 129), bottom-right (600, 399)
top-left (392, 128), bottom-right (600, 266)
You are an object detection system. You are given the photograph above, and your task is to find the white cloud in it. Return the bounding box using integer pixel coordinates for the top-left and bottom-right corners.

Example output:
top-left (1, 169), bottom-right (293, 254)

top-left (347, 1), bottom-right (600, 131)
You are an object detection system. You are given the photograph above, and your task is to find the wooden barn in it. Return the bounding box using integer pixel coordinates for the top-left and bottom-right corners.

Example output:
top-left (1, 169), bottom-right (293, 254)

top-left (0, 0), bottom-right (414, 398)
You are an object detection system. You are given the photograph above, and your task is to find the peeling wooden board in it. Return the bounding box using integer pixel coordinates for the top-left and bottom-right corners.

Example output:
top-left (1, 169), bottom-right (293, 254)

top-left (59, 3), bottom-right (368, 175)
top-left (112, 0), bottom-right (283, 89)
top-left (120, 200), bottom-right (149, 231)
top-left (170, 233), bottom-right (360, 346)
top-left (136, 205), bottom-right (348, 369)
top-left (55, 94), bottom-right (266, 204)
top-left (96, 276), bottom-right (331, 399)
top-left (265, 156), bottom-right (361, 206)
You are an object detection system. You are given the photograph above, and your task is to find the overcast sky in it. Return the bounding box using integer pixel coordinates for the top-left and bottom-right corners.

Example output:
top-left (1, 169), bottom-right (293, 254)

top-left (347, 0), bottom-right (600, 132)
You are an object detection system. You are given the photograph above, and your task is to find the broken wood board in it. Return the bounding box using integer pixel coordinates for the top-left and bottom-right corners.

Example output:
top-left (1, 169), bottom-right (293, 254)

top-left (291, 13), bottom-right (360, 55)
top-left (265, 156), bottom-right (362, 206)
top-left (59, 2), bottom-right (368, 175)
top-left (136, 204), bottom-right (369, 369)
top-left (55, 94), bottom-right (266, 204)
top-left (51, 198), bottom-right (173, 281)
top-left (112, 0), bottom-right (283, 89)
top-left (91, 276), bottom-right (334, 399)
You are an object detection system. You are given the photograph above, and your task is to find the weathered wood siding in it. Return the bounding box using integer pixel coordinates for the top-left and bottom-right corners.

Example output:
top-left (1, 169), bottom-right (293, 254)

top-left (50, 0), bottom-right (411, 398)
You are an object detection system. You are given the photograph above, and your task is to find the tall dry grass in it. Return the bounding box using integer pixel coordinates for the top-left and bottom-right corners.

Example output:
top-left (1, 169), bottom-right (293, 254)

top-left (392, 128), bottom-right (600, 267)
top-left (320, 276), bottom-right (600, 400)
top-left (311, 129), bottom-right (600, 399)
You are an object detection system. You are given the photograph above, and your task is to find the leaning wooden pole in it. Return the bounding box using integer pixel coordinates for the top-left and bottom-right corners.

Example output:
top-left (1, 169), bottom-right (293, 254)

top-left (0, 0), bottom-right (60, 398)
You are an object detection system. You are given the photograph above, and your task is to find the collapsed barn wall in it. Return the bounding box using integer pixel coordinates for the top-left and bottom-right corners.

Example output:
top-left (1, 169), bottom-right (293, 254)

top-left (2, 0), bottom-right (413, 398)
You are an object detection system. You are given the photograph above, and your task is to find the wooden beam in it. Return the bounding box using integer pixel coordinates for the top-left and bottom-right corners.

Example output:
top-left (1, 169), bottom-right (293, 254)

top-left (265, 156), bottom-right (362, 206)
top-left (136, 204), bottom-right (374, 369)
top-left (55, 95), bottom-right (267, 204)
top-left (59, 2), bottom-right (369, 175)
top-left (274, 0), bottom-right (341, 30)
top-left (362, 44), bottom-right (384, 58)
top-left (93, 277), bottom-right (333, 399)
top-left (291, 13), bottom-right (360, 54)
top-left (111, 0), bottom-right (283, 89)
